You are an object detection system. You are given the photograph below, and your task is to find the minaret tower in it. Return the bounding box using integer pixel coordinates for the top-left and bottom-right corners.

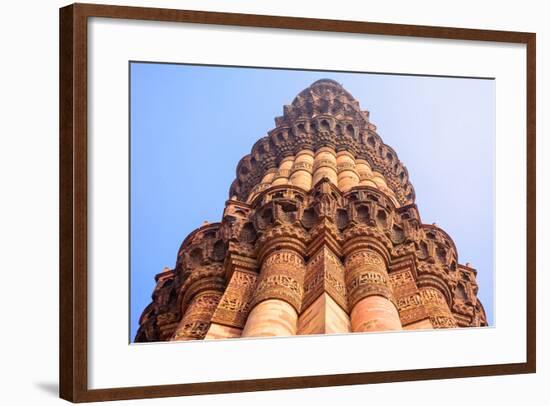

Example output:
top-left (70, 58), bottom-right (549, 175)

top-left (136, 79), bottom-right (487, 342)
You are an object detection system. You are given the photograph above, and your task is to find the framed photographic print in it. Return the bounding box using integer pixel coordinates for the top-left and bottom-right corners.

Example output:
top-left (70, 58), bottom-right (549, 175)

top-left (59, 3), bottom-right (536, 402)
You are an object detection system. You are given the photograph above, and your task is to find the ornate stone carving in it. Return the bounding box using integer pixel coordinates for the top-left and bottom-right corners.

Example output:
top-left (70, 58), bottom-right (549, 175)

top-left (292, 161), bottom-right (313, 173)
top-left (211, 270), bottom-right (258, 329)
top-left (345, 249), bottom-right (395, 309)
top-left (136, 79), bottom-right (488, 343)
top-left (389, 270), bottom-right (415, 292)
top-left (172, 291), bottom-right (222, 340)
top-left (303, 246), bottom-right (347, 312)
top-left (250, 250), bottom-right (305, 312)
top-left (229, 80), bottom-right (416, 205)
top-left (389, 269), bottom-right (430, 326)
top-left (419, 287), bottom-right (458, 328)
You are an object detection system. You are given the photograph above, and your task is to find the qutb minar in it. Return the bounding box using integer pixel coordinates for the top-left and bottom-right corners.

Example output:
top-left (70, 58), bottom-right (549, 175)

top-left (135, 79), bottom-right (487, 342)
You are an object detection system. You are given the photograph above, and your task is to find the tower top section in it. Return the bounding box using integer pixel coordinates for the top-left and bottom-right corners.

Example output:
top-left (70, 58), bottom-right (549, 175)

top-left (228, 80), bottom-right (416, 206)
top-left (276, 78), bottom-right (369, 128)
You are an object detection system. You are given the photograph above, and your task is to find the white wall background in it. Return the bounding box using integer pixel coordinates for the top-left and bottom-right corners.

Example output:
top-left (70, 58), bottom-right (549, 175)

top-left (0, 0), bottom-right (546, 404)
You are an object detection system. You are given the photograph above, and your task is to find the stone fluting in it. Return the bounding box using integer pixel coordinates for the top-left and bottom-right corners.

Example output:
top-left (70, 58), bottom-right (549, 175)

top-left (135, 79), bottom-right (488, 343)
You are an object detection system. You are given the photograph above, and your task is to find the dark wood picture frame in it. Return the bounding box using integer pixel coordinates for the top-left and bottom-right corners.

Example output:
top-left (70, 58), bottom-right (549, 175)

top-left (59, 3), bottom-right (536, 402)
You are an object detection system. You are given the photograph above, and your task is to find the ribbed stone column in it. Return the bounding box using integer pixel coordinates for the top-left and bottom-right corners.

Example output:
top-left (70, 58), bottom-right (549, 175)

top-left (356, 159), bottom-right (377, 188)
top-left (242, 249), bottom-right (305, 337)
top-left (205, 269), bottom-right (259, 340)
top-left (242, 299), bottom-right (297, 337)
top-left (271, 156), bottom-right (294, 186)
top-left (389, 268), bottom-right (433, 330)
top-left (261, 167), bottom-right (278, 184)
top-left (289, 149), bottom-right (314, 190)
top-left (172, 290), bottom-right (222, 341)
top-left (419, 286), bottom-right (458, 328)
top-left (312, 147), bottom-right (338, 186)
top-left (344, 248), bottom-right (402, 332)
top-left (336, 150), bottom-right (359, 192)
top-left (247, 167), bottom-right (279, 202)
top-left (367, 170), bottom-right (398, 205)
top-left (371, 172), bottom-right (391, 194)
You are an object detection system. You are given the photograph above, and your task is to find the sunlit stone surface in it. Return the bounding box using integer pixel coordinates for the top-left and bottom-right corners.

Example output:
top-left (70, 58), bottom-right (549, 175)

top-left (135, 79), bottom-right (488, 343)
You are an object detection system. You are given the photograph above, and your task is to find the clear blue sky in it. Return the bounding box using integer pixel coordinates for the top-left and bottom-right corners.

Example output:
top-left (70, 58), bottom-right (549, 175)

top-left (130, 62), bottom-right (495, 340)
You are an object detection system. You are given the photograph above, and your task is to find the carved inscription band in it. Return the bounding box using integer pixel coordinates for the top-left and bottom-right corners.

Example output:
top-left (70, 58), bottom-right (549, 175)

top-left (345, 249), bottom-right (395, 309)
top-left (390, 270), bottom-right (430, 326)
top-left (419, 287), bottom-right (458, 328)
top-left (250, 249), bottom-right (305, 312)
top-left (303, 247), bottom-right (347, 312)
top-left (172, 291), bottom-right (222, 341)
top-left (211, 271), bottom-right (258, 329)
